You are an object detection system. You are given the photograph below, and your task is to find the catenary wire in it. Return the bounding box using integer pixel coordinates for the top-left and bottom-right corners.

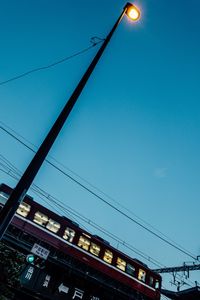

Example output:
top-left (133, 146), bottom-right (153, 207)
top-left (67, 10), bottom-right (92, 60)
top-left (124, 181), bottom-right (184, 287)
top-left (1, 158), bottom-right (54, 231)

top-left (0, 39), bottom-right (103, 86)
top-left (0, 162), bottom-right (162, 268)
top-left (0, 122), bottom-right (196, 260)
top-left (0, 155), bottom-right (196, 288)
top-left (0, 122), bottom-right (191, 257)
top-left (0, 124), bottom-right (197, 261)
top-left (0, 162), bottom-right (196, 289)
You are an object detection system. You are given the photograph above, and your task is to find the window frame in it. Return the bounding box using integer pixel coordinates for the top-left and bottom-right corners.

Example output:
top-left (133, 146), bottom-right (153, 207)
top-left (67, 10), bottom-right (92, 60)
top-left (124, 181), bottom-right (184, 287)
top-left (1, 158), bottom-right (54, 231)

top-left (16, 202), bottom-right (31, 217)
top-left (138, 268), bottom-right (146, 282)
top-left (155, 279), bottom-right (160, 289)
top-left (63, 227), bottom-right (75, 242)
top-left (103, 249), bottom-right (113, 264)
top-left (149, 276), bottom-right (154, 287)
top-left (77, 235), bottom-right (91, 251)
top-left (126, 263), bottom-right (136, 277)
top-left (33, 211), bottom-right (49, 226)
top-left (46, 218), bottom-right (60, 233)
top-left (89, 242), bottom-right (100, 257)
top-left (116, 257), bottom-right (126, 271)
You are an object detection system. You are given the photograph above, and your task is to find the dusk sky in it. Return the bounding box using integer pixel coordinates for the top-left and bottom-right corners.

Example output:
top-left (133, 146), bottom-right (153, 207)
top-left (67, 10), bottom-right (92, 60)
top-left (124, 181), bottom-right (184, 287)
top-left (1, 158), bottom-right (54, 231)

top-left (0, 0), bottom-right (200, 297)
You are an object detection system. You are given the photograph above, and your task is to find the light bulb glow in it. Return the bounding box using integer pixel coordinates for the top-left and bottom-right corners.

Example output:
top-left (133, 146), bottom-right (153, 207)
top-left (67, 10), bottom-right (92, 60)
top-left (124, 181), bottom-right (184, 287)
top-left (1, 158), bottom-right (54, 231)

top-left (126, 5), bottom-right (141, 21)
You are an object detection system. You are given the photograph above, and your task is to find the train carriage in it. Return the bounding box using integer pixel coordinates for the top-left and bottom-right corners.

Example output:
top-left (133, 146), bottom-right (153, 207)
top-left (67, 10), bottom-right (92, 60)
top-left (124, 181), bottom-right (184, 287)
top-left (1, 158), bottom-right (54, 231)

top-left (0, 183), bottom-right (161, 299)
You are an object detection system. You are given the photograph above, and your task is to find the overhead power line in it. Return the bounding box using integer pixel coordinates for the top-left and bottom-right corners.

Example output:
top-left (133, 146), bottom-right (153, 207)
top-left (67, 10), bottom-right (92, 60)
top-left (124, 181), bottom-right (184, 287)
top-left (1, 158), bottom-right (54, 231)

top-left (0, 155), bottom-right (198, 288)
top-left (0, 123), bottom-right (195, 261)
top-left (0, 38), bottom-right (104, 86)
top-left (0, 124), bottom-right (197, 261)
top-left (0, 156), bottom-right (163, 268)
top-left (0, 160), bottom-right (197, 289)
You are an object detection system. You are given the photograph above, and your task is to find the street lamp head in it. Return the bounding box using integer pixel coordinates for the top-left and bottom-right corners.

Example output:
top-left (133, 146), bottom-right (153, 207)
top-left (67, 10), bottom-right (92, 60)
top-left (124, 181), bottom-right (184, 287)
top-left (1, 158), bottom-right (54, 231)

top-left (125, 2), bottom-right (141, 21)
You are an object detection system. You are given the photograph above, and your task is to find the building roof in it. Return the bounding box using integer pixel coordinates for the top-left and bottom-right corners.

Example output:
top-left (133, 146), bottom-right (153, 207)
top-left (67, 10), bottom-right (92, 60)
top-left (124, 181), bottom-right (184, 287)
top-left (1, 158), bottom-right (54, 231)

top-left (161, 286), bottom-right (200, 300)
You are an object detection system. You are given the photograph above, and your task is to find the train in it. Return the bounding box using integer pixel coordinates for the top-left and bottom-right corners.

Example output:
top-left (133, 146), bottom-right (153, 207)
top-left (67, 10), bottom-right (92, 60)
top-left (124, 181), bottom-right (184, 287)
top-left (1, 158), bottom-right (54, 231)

top-left (0, 183), bottom-right (161, 299)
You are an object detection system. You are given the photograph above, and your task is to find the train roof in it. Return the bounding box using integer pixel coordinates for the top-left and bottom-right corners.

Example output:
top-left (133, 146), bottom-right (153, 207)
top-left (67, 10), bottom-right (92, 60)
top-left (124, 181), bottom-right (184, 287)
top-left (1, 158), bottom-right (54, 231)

top-left (0, 182), bottom-right (161, 279)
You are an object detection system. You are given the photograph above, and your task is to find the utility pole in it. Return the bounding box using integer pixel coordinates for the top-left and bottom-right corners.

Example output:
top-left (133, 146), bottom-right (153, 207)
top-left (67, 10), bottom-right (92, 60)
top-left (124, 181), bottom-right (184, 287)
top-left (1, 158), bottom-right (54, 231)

top-left (0, 3), bottom-right (141, 240)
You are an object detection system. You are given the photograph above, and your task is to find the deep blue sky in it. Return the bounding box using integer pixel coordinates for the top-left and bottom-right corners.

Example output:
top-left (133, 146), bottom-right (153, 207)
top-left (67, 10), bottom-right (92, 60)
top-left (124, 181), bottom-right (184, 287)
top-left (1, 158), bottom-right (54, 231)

top-left (0, 0), bottom-right (200, 294)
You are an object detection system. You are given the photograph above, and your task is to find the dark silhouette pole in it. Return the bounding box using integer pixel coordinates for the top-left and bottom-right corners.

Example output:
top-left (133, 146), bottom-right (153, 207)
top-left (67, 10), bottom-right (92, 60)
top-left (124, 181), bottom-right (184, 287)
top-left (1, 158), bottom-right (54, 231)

top-left (0, 3), bottom-right (140, 240)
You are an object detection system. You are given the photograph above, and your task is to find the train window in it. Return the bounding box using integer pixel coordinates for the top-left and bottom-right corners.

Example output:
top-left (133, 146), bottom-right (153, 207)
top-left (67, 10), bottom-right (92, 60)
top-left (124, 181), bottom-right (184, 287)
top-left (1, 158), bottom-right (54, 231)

top-left (116, 257), bottom-right (126, 271)
top-left (46, 219), bottom-right (60, 233)
top-left (149, 276), bottom-right (154, 287)
top-left (63, 227), bottom-right (75, 242)
top-left (0, 192), bottom-right (9, 204)
top-left (103, 250), bottom-right (113, 264)
top-left (34, 211), bottom-right (48, 226)
top-left (138, 269), bottom-right (146, 282)
top-left (90, 242), bottom-right (100, 256)
top-left (126, 263), bottom-right (135, 276)
top-left (155, 279), bottom-right (160, 289)
top-left (16, 202), bottom-right (31, 217)
top-left (78, 236), bottom-right (90, 251)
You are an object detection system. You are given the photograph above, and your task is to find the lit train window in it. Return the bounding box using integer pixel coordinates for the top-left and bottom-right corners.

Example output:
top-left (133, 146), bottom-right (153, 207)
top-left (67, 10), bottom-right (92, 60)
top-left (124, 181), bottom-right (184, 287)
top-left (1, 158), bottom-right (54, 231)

top-left (63, 227), bottom-right (75, 242)
top-left (116, 257), bottom-right (126, 271)
top-left (103, 249), bottom-right (113, 264)
top-left (149, 276), bottom-right (154, 287)
top-left (126, 263), bottom-right (135, 276)
top-left (90, 242), bottom-right (100, 256)
top-left (34, 211), bottom-right (48, 226)
top-left (155, 279), bottom-right (160, 289)
top-left (16, 202), bottom-right (31, 217)
top-left (46, 218), bottom-right (60, 233)
top-left (78, 236), bottom-right (90, 251)
top-left (138, 269), bottom-right (146, 282)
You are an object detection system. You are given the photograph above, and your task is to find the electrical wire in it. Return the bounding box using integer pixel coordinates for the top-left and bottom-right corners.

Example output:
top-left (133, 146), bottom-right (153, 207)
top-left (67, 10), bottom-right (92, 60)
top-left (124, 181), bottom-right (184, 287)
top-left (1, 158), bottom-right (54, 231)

top-left (0, 123), bottom-right (197, 261)
top-left (0, 122), bottom-right (196, 260)
top-left (0, 157), bottom-right (197, 289)
top-left (0, 159), bottom-right (162, 268)
top-left (0, 38), bottom-right (103, 86)
top-left (0, 164), bottom-right (196, 291)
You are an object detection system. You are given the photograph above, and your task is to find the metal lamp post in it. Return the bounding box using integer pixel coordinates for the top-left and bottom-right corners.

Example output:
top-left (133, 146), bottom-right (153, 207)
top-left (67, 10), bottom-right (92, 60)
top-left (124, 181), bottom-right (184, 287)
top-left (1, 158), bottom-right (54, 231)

top-left (0, 2), bottom-right (141, 240)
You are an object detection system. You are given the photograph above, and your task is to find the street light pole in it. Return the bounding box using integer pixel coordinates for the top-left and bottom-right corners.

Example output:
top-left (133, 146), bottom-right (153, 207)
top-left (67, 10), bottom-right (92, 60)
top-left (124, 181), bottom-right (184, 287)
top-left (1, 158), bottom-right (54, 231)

top-left (0, 3), bottom-right (140, 240)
